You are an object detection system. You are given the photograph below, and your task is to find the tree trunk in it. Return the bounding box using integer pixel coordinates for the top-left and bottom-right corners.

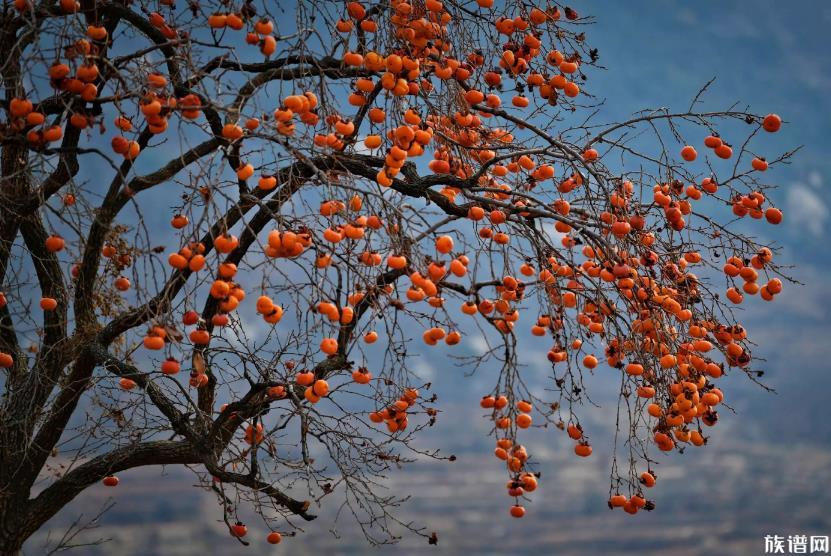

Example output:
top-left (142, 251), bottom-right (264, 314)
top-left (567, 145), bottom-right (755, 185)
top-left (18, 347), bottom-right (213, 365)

top-left (0, 496), bottom-right (26, 556)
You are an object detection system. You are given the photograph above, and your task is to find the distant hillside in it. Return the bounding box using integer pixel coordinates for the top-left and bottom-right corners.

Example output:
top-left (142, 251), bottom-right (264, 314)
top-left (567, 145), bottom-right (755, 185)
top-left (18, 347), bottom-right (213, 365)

top-left (26, 433), bottom-right (831, 555)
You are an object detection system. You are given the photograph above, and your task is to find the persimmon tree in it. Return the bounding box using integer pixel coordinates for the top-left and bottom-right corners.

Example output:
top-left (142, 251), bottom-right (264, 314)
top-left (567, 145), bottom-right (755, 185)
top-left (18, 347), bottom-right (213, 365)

top-left (0, 0), bottom-right (795, 552)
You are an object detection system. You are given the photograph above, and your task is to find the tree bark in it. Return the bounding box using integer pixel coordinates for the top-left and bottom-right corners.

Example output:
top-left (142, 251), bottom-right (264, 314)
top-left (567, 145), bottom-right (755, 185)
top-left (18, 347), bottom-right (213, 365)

top-left (0, 495), bottom-right (26, 556)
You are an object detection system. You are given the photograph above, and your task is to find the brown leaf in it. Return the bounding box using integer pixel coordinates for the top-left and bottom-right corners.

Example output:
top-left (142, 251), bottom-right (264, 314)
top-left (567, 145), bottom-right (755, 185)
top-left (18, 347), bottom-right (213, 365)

top-left (164, 324), bottom-right (184, 343)
top-left (192, 350), bottom-right (206, 375)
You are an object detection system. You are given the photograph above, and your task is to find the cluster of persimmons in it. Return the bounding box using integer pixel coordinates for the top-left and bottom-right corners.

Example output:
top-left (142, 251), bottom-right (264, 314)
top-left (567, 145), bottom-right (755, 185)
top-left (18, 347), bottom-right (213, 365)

top-left (1, 0), bottom-right (791, 541)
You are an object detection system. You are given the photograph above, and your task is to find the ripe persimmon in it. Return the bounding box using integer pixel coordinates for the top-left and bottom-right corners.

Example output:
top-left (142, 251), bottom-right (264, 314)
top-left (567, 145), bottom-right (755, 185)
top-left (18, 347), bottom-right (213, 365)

top-left (229, 523), bottom-right (248, 538)
top-left (434, 235), bottom-right (454, 254)
top-left (45, 235), bottom-right (65, 252)
top-left (704, 135), bottom-right (722, 149)
top-left (609, 494), bottom-right (626, 507)
top-left (574, 443), bottom-right (592, 457)
top-left (765, 207), bottom-right (782, 224)
top-left (320, 338), bottom-right (338, 355)
top-left (714, 144), bottom-right (733, 159)
top-left (509, 505), bottom-right (526, 518)
top-left (762, 113), bottom-right (782, 132)
top-left (0, 352), bottom-right (13, 368)
top-left (680, 145), bottom-right (697, 161)
top-left (752, 157), bottom-right (768, 171)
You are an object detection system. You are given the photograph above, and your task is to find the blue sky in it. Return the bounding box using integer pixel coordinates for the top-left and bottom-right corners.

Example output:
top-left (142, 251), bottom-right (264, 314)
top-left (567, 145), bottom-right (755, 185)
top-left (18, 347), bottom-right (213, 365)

top-left (589, 0), bottom-right (831, 251)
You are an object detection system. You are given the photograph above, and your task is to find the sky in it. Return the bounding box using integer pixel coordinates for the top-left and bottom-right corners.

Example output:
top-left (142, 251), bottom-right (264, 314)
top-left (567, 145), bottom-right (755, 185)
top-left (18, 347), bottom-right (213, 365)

top-left (19, 0), bottom-right (831, 554)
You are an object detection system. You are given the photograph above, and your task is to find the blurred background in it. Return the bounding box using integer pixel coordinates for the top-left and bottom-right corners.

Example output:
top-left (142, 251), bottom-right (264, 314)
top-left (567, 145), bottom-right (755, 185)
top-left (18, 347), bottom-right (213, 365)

top-left (24, 0), bottom-right (831, 554)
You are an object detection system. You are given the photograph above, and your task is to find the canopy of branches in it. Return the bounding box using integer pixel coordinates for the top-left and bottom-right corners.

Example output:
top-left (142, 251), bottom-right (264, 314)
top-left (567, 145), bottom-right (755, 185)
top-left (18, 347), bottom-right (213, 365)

top-left (0, 0), bottom-right (793, 551)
